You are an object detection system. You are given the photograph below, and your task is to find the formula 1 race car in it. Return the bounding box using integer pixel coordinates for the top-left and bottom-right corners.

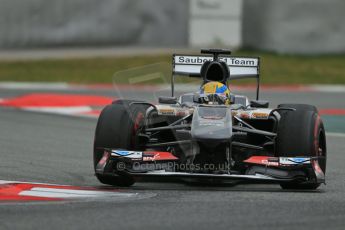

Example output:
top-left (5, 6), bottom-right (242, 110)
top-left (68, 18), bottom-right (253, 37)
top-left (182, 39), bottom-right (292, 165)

top-left (93, 49), bottom-right (326, 190)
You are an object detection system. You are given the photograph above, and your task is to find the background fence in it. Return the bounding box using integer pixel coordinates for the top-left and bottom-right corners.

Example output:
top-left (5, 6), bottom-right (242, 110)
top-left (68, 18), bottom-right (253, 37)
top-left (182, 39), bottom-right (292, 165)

top-left (0, 0), bottom-right (344, 54)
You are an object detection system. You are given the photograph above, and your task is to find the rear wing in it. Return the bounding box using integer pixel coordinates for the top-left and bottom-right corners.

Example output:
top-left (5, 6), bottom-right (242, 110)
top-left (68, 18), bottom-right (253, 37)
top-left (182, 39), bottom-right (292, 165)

top-left (171, 54), bottom-right (261, 99)
top-left (172, 54), bottom-right (260, 79)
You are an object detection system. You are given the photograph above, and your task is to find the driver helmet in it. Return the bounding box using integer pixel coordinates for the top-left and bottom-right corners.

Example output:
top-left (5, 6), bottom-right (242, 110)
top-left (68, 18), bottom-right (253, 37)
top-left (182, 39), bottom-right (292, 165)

top-left (199, 81), bottom-right (231, 105)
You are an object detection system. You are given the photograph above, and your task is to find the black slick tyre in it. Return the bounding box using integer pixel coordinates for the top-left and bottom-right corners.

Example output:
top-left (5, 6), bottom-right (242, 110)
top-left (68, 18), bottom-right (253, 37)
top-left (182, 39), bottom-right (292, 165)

top-left (93, 100), bottom-right (149, 186)
top-left (276, 104), bottom-right (326, 190)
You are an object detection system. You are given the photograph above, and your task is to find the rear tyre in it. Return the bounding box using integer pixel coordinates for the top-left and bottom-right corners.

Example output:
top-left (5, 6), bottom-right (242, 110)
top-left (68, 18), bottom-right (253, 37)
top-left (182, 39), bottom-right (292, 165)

top-left (276, 104), bottom-right (326, 190)
top-left (93, 100), bottom-right (149, 186)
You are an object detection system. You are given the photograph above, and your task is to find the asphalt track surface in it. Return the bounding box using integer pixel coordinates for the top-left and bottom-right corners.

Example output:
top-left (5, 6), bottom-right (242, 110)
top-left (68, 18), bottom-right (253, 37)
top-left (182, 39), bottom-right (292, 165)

top-left (1, 87), bottom-right (345, 230)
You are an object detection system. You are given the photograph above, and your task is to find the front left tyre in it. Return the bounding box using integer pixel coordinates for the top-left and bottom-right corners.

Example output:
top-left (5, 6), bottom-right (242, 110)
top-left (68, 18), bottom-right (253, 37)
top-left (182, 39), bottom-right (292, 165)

top-left (93, 101), bottom-right (149, 186)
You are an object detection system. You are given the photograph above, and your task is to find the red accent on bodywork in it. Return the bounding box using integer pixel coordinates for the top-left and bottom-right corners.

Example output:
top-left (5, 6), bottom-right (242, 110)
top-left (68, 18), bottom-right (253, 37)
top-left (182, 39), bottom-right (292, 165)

top-left (312, 160), bottom-right (322, 174)
top-left (143, 151), bottom-right (178, 161)
top-left (97, 151), bottom-right (111, 169)
top-left (244, 156), bottom-right (279, 167)
top-left (311, 159), bottom-right (325, 181)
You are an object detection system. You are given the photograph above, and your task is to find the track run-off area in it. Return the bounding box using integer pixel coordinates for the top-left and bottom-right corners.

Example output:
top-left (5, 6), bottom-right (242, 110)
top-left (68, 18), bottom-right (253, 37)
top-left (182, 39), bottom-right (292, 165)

top-left (0, 83), bottom-right (345, 230)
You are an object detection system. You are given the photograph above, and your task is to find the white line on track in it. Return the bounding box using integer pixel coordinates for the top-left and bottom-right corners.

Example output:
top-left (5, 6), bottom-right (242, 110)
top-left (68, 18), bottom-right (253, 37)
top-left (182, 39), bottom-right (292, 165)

top-left (327, 132), bottom-right (345, 138)
top-left (311, 85), bottom-right (345, 93)
top-left (0, 180), bottom-right (140, 200)
top-left (0, 82), bottom-right (70, 90)
top-left (22, 106), bottom-right (93, 115)
top-left (0, 179), bottom-right (67, 185)
top-left (19, 187), bottom-right (136, 199)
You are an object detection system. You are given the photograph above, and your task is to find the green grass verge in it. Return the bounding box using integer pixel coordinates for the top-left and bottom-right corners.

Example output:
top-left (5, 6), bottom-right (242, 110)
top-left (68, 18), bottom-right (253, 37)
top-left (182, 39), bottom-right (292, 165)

top-left (0, 51), bottom-right (344, 84)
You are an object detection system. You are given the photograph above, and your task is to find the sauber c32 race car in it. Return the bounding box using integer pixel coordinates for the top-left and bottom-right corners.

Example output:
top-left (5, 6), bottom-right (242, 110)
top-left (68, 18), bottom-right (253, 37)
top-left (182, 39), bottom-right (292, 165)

top-left (93, 49), bottom-right (326, 190)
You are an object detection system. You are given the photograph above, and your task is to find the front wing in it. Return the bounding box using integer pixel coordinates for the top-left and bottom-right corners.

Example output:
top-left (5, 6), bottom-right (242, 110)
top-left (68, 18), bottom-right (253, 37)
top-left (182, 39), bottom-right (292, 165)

top-left (96, 149), bottom-right (325, 185)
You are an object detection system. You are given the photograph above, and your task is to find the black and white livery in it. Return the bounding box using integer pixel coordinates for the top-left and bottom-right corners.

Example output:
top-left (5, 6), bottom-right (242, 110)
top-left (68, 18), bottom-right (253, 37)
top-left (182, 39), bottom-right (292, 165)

top-left (94, 49), bottom-right (326, 189)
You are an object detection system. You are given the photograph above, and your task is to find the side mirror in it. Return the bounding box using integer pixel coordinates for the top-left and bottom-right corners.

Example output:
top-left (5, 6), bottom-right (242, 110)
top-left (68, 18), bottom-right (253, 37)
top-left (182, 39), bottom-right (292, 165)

top-left (159, 96), bottom-right (178, 104)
